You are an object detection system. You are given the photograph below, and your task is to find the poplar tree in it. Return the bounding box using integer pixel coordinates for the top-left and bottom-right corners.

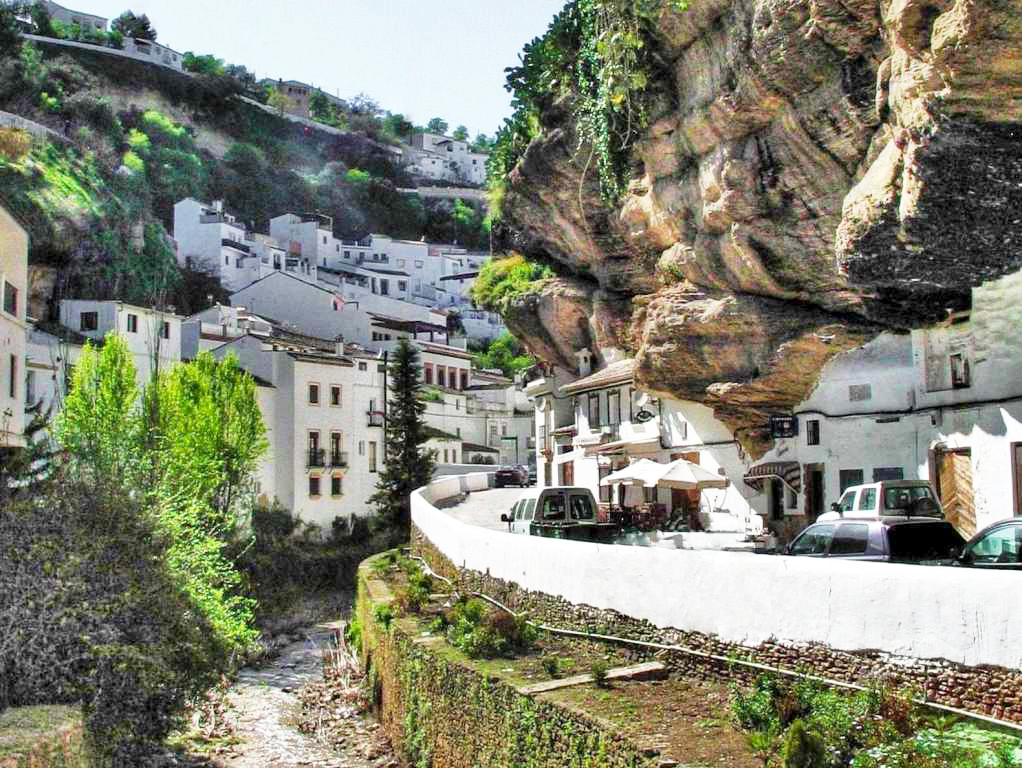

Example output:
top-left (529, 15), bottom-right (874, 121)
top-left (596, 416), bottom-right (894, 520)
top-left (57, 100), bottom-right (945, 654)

top-left (370, 338), bottom-right (435, 536)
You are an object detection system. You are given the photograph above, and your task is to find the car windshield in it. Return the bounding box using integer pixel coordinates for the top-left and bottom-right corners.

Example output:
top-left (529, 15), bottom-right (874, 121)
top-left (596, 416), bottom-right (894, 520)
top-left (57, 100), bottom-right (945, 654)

top-left (887, 523), bottom-right (964, 561)
top-left (884, 486), bottom-right (933, 510)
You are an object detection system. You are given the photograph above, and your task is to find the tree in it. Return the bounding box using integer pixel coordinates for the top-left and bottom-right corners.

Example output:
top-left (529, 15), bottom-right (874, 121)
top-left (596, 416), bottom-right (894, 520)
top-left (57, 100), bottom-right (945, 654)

top-left (383, 112), bottom-right (414, 140)
top-left (452, 124), bottom-right (469, 140)
top-left (29, 2), bottom-right (54, 37)
top-left (370, 338), bottom-right (435, 535)
top-left (112, 10), bottom-right (156, 41)
top-left (349, 91), bottom-right (381, 117)
top-left (0, 4), bottom-right (21, 55)
top-left (182, 51), bottom-right (225, 76)
top-left (426, 117), bottom-right (449, 135)
top-left (266, 86), bottom-right (287, 115)
top-left (472, 331), bottom-right (535, 378)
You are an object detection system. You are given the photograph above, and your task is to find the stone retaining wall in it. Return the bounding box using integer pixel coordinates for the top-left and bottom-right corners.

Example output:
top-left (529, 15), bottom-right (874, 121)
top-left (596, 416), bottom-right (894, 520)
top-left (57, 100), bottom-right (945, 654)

top-left (413, 526), bottom-right (1022, 725)
top-left (356, 559), bottom-right (660, 768)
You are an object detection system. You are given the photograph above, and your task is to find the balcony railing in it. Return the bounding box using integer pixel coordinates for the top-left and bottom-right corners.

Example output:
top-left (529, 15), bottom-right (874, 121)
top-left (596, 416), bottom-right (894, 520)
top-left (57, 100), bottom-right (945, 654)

top-left (367, 411), bottom-right (385, 427)
top-left (307, 448), bottom-right (326, 468)
top-left (331, 451), bottom-right (349, 468)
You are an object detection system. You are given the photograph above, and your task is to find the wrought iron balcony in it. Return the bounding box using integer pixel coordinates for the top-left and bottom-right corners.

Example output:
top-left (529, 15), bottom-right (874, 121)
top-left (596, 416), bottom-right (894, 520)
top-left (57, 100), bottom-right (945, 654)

top-left (307, 448), bottom-right (325, 468)
top-left (331, 451), bottom-right (349, 468)
top-left (367, 411), bottom-right (385, 427)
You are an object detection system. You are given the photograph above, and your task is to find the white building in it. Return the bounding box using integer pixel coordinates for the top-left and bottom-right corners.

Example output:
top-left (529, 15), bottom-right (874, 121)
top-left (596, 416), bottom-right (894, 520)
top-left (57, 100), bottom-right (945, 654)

top-left (58, 300), bottom-right (183, 389)
top-left (405, 133), bottom-right (489, 186)
top-left (180, 303), bottom-right (275, 360)
top-left (38, 0), bottom-right (106, 32)
top-left (0, 204), bottom-right (28, 447)
top-left (25, 323), bottom-right (86, 440)
top-left (212, 334), bottom-right (386, 530)
top-left (173, 199), bottom-right (309, 292)
top-left (748, 268), bottom-right (1022, 540)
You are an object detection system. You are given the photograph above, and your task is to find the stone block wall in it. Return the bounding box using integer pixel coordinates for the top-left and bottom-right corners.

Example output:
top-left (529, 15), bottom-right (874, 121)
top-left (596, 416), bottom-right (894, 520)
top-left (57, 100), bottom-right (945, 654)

top-left (413, 526), bottom-right (1022, 725)
top-left (356, 559), bottom-right (660, 768)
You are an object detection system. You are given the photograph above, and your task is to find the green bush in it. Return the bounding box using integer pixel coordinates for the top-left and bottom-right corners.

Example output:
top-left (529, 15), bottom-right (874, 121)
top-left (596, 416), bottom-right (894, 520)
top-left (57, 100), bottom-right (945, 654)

top-left (782, 719), bottom-right (828, 768)
top-left (252, 499), bottom-right (298, 539)
top-left (445, 598), bottom-right (537, 659)
top-left (470, 253), bottom-right (555, 314)
top-left (590, 659), bottom-right (610, 688)
top-left (542, 655), bottom-right (561, 679)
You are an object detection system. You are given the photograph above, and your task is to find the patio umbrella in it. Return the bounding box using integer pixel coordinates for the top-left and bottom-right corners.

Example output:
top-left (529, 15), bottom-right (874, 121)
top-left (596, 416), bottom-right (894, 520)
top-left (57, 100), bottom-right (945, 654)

top-left (656, 458), bottom-right (730, 490)
top-left (600, 458), bottom-right (663, 487)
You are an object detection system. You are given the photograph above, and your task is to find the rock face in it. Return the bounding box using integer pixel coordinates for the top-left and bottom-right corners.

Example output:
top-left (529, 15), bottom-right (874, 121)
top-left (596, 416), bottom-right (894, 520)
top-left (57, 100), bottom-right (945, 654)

top-left (496, 0), bottom-right (1022, 456)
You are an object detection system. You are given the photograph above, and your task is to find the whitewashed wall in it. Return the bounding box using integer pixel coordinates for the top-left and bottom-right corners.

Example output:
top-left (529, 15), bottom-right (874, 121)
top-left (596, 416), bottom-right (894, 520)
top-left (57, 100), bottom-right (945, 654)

top-left (412, 479), bottom-right (1022, 670)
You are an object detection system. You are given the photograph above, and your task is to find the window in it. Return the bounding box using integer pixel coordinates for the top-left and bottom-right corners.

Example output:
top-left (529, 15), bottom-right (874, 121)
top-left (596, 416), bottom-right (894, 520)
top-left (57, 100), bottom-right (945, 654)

top-left (569, 494), bottom-right (594, 520)
top-left (588, 392), bottom-right (601, 428)
top-left (415, 260), bottom-right (423, 269)
top-left (437, 367), bottom-right (446, 387)
top-left (398, 281), bottom-right (407, 292)
top-left (25, 370), bottom-right (35, 405)
top-left (309, 476), bottom-right (321, 497)
top-left (344, 250), bottom-right (350, 259)
top-left (80, 312), bottom-right (98, 331)
top-left (323, 235), bottom-right (328, 244)
top-left (308, 383), bottom-right (320, 404)
top-left (456, 427), bottom-right (461, 438)
top-left (126, 313), bottom-right (138, 333)
top-left (858, 487), bottom-right (877, 512)
top-left (541, 495), bottom-right (566, 520)
top-left (806, 419), bottom-right (820, 446)
top-left (872, 467), bottom-right (904, 482)
top-left (330, 432), bottom-right (341, 461)
top-left (369, 441), bottom-right (377, 472)
top-left (331, 475), bottom-right (343, 497)
top-left (607, 390), bottom-right (620, 425)
top-left (3, 281), bottom-right (17, 317)
top-left (790, 524), bottom-right (835, 555)
top-left (424, 364), bottom-right (433, 384)
top-left (830, 524), bottom-right (869, 555)
top-left (950, 353), bottom-right (971, 388)
top-left (397, 259), bottom-right (406, 268)
top-left (839, 469), bottom-right (864, 493)
top-left (358, 440), bottom-right (365, 456)
top-left (967, 525), bottom-right (1021, 564)
top-left (501, 424), bottom-right (507, 437)
top-left (8, 354), bottom-right (15, 398)
top-left (380, 279), bottom-right (389, 296)
top-left (331, 385), bottom-right (341, 406)
top-left (883, 485), bottom-right (933, 512)
top-left (836, 490), bottom-right (856, 513)
top-left (451, 450), bottom-right (457, 463)
top-left (460, 370), bottom-right (468, 390)
top-left (161, 321), bottom-right (170, 340)
top-left (443, 449), bottom-right (449, 463)
top-left (358, 362), bottom-right (367, 372)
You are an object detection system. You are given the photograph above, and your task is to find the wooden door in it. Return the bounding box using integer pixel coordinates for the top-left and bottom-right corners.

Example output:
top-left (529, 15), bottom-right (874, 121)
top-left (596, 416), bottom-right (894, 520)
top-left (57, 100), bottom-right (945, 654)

top-left (805, 464), bottom-right (825, 521)
top-left (671, 452), bottom-right (702, 526)
top-left (561, 461), bottom-right (574, 486)
top-left (938, 449), bottom-right (976, 537)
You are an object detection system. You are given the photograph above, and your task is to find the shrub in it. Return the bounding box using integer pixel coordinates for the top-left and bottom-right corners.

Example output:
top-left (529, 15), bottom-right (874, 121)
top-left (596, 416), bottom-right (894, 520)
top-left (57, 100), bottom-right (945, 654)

top-left (470, 253), bottom-right (554, 314)
top-left (0, 127), bottom-right (31, 161)
top-left (373, 602), bottom-right (395, 629)
top-left (782, 719), bottom-right (828, 768)
top-left (590, 659), bottom-right (610, 688)
top-left (542, 655), bottom-right (561, 679)
top-left (446, 599), bottom-right (536, 659)
top-left (251, 499), bottom-right (298, 540)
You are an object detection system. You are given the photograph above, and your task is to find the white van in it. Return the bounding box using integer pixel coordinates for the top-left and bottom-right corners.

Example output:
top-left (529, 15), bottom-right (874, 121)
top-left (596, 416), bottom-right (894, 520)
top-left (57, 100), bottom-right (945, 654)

top-left (821, 480), bottom-right (942, 520)
top-left (500, 486), bottom-right (599, 535)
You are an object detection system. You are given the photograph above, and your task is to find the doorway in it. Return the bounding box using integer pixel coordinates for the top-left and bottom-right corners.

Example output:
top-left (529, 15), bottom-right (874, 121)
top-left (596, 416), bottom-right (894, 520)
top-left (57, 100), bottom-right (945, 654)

top-left (560, 461), bottom-right (574, 486)
top-left (935, 447), bottom-right (976, 537)
top-left (670, 452), bottom-right (702, 528)
top-left (768, 478), bottom-right (784, 522)
top-left (805, 463), bottom-right (825, 521)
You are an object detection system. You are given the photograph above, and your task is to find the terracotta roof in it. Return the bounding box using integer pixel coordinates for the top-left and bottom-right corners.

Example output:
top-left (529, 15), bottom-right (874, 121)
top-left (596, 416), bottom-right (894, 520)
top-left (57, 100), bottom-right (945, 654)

top-left (559, 359), bottom-right (636, 394)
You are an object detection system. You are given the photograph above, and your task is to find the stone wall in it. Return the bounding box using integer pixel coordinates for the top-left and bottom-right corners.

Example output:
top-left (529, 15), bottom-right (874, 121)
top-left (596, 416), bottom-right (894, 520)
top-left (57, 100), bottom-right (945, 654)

top-left (413, 527), bottom-right (1022, 725)
top-left (356, 560), bottom-right (661, 768)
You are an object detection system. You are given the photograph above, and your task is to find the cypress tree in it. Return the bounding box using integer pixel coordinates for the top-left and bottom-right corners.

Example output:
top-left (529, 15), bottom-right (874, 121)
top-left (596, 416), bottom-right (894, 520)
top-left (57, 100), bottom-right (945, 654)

top-left (370, 338), bottom-right (436, 536)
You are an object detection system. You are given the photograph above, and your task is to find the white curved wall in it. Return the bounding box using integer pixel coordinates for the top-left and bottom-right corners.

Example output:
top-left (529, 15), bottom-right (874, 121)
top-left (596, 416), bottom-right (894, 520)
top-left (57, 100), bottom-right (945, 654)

top-left (412, 481), bottom-right (1021, 670)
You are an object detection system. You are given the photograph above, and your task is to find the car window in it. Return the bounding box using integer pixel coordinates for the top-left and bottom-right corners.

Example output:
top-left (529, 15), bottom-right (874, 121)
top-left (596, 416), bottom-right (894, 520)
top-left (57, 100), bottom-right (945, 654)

top-left (569, 494), bottom-right (594, 521)
top-left (968, 526), bottom-right (1022, 564)
top-left (512, 500), bottom-right (523, 520)
top-left (523, 499), bottom-right (537, 521)
top-left (858, 488), bottom-right (877, 512)
top-left (790, 524), bottom-right (835, 555)
top-left (837, 491), bottom-right (856, 513)
top-left (887, 523), bottom-right (965, 561)
top-left (830, 524), bottom-right (869, 556)
top-left (883, 485), bottom-right (934, 511)
top-left (541, 494), bottom-right (566, 521)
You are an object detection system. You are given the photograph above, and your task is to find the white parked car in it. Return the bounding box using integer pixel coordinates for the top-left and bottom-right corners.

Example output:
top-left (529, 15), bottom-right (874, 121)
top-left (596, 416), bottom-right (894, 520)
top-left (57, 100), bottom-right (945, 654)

top-left (819, 480), bottom-right (942, 521)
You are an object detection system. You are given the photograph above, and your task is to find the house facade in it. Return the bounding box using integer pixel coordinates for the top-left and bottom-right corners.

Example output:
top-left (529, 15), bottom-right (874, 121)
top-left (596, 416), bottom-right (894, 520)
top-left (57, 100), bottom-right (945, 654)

top-left (58, 300), bottom-right (183, 388)
top-left (406, 133), bottom-right (488, 186)
top-left (213, 334), bottom-right (386, 530)
top-left (0, 204), bottom-right (28, 447)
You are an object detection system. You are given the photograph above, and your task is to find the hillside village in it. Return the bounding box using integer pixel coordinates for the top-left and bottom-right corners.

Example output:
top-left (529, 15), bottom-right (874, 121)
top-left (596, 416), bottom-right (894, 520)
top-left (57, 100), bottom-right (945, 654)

top-left (3, 0), bottom-right (1022, 766)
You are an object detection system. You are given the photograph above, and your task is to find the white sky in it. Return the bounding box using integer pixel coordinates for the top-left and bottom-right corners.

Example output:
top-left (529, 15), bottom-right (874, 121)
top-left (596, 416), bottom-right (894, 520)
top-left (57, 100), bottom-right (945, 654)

top-left (81, 0), bottom-right (567, 138)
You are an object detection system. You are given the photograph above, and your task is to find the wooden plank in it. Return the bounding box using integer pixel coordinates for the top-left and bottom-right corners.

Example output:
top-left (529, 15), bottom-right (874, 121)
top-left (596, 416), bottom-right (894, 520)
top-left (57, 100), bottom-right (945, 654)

top-left (518, 661), bottom-right (666, 695)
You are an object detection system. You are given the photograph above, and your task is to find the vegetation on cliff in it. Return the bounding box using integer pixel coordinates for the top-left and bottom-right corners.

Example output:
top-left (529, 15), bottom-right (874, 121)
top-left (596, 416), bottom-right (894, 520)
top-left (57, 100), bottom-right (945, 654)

top-left (489, 0), bottom-right (684, 213)
top-left (470, 253), bottom-right (554, 314)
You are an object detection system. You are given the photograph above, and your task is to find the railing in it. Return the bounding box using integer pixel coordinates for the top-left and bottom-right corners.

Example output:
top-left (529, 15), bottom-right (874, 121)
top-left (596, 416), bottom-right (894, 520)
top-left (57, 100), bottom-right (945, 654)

top-left (367, 411), bottom-right (385, 427)
top-left (307, 448), bottom-right (325, 468)
top-left (331, 451), bottom-right (349, 468)
top-left (222, 238), bottom-right (251, 254)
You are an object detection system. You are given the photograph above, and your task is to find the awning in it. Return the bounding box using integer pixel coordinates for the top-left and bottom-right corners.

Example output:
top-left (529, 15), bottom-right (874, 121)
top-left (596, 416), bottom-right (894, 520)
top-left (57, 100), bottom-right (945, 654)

top-left (585, 435), bottom-right (660, 456)
top-left (743, 461), bottom-right (802, 494)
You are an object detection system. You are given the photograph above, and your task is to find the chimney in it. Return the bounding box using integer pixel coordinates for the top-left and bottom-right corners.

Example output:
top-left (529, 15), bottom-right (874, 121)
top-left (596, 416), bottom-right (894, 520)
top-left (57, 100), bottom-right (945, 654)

top-left (335, 335), bottom-right (344, 357)
top-left (575, 348), bottom-right (593, 378)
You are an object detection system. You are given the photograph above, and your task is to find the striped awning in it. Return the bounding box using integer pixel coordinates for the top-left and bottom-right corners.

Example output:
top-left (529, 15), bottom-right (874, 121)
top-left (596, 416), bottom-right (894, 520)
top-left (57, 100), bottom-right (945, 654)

top-left (743, 461), bottom-right (802, 494)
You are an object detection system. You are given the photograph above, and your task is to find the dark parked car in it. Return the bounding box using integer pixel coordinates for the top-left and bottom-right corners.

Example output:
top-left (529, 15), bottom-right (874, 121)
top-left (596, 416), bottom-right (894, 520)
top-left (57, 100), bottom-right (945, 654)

top-left (785, 516), bottom-right (965, 564)
top-left (955, 519), bottom-right (1022, 570)
top-left (494, 464), bottom-right (528, 488)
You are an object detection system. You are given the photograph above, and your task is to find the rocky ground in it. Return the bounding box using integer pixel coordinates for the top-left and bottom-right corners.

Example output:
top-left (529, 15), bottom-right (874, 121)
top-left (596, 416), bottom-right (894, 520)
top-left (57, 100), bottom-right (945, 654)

top-left (164, 595), bottom-right (395, 768)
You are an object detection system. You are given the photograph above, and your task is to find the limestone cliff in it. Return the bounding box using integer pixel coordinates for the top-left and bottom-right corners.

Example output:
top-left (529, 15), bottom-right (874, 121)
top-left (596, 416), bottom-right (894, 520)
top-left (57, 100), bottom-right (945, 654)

top-left (494, 0), bottom-right (1022, 456)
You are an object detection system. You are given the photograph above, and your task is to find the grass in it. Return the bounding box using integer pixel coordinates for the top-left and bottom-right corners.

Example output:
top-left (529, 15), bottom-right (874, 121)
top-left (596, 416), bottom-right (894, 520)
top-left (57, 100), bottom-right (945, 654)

top-left (0, 705), bottom-right (81, 758)
top-left (470, 253), bottom-right (555, 314)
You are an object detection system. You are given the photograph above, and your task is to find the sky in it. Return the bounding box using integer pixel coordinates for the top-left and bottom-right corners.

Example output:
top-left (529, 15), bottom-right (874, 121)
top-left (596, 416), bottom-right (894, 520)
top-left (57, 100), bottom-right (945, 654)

top-left (80, 0), bottom-right (567, 138)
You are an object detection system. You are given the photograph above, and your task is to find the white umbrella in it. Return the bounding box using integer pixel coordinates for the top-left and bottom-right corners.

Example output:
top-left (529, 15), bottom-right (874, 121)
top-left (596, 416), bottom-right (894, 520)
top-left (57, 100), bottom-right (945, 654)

top-left (600, 459), bottom-right (663, 487)
top-left (657, 458), bottom-right (730, 490)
